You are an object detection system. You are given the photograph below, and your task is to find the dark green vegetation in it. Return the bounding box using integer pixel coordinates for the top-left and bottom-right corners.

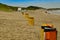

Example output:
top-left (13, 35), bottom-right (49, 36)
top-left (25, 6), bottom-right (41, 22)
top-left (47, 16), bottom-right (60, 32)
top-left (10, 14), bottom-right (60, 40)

top-left (22, 6), bottom-right (45, 10)
top-left (0, 3), bottom-right (46, 11)
top-left (0, 3), bottom-right (18, 11)
top-left (0, 3), bottom-right (60, 11)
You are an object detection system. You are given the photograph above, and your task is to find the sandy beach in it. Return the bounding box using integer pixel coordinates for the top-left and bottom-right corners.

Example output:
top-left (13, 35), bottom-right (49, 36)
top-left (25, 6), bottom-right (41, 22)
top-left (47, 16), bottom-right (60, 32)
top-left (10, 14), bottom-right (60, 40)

top-left (0, 10), bottom-right (60, 40)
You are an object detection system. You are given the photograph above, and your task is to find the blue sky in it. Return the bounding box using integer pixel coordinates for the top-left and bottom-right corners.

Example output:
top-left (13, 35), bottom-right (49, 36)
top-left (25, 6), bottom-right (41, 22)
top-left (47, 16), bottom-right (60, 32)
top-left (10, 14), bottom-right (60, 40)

top-left (0, 0), bottom-right (60, 8)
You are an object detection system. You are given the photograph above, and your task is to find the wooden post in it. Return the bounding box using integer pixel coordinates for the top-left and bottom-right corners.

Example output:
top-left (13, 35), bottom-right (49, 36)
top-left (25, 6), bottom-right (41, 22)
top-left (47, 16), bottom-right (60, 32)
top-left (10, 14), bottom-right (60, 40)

top-left (24, 13), bottom-right (29, 19)
top-left (40, 27), bottom-right (44, 40)
top-left (28, 17), bottom-right (34, 26)
top-left (22, 12), bottom-right (24, 15)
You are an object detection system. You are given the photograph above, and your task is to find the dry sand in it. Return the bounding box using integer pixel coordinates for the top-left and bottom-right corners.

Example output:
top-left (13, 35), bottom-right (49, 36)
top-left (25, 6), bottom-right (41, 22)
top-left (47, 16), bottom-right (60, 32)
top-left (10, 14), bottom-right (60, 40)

top-left (0, 10), bottom-right (60, 40)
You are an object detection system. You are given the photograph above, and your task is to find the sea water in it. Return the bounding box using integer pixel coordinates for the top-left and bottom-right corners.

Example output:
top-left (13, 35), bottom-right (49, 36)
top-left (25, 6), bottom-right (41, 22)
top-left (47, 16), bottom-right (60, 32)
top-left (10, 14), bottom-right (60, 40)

top-left (48, 10), bottom-right (60, 15)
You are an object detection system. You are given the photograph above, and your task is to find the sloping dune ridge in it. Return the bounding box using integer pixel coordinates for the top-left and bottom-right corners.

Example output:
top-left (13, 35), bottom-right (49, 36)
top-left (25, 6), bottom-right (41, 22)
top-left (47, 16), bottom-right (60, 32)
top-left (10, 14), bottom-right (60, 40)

top-left (0, 10), bottom-right (60, 40)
